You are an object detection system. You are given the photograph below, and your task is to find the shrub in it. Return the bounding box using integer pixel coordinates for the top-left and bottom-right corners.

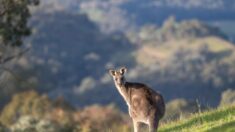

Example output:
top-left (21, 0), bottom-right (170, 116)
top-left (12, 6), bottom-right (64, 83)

top-left (0, 90), bottom-right (52, 126)
top-left (220, 89), bottom-right (235, 106)
top-left (74, 104), bottom-right (129, 131)
top-left (10, 116), bottom-right (61, 132)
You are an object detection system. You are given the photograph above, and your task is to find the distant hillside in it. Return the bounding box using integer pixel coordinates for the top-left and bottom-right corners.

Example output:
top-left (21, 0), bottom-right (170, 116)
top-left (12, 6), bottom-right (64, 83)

top-left (19, 11), bottom-right (135, 98)
top-left (127, 18), bottom-right (235, 107)
top-left (13, 9), bottom-right (235, 111)
top-left (78, 0), bottom-right (235, 32)
top-left (159, 105), bottom-right (235, 132)
top-left (40, 0), bottom-right (235, 10)
top-left (128, 16), bottom-right (228, 44)
top-left (47, 17), bottom-right (235, 109)
top-left (37, 0), bottom-right (235, 33)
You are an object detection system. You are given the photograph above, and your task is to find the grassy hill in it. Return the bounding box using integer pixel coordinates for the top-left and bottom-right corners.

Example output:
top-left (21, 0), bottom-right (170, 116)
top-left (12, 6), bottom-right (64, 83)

top-left (159, 105), bottom-right (235, 132)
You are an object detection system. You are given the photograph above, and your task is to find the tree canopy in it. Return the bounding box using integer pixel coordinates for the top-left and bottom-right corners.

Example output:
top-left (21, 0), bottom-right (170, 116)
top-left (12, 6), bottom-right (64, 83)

top-left (0, 0), bottom-right (39, 47)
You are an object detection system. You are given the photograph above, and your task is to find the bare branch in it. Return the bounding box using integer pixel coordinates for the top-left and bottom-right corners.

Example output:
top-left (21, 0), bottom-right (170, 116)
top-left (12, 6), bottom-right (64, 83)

top-left (0, 66), bottom-right (23, 82)
top-left (0, 47), bottom-right (30, 64)
top-left (0, 66), bottom-right (34, 88)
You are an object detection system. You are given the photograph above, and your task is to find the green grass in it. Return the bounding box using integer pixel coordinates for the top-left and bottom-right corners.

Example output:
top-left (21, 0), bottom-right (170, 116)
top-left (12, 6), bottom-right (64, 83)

top-left (159, 106), bottom-right (235, 132)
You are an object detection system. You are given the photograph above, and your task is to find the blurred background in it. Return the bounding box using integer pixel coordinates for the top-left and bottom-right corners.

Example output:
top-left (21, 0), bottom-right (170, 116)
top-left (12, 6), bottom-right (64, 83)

top-left (0, 0), bottom-right (235, 131)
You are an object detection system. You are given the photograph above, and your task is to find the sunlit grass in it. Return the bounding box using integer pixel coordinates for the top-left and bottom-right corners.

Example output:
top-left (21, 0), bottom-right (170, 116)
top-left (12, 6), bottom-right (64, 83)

top-left (159, 105), bottom-right (235, 132)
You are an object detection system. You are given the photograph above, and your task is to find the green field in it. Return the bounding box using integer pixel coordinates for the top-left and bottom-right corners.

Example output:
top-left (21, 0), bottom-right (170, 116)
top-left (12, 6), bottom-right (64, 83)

top-left (159, 106), bottom-right (235, 132)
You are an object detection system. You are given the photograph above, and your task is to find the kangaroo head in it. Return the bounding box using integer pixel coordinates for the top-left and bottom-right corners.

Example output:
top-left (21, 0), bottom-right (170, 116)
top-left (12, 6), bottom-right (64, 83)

top-left (109, 67), bottom-right (127, 86)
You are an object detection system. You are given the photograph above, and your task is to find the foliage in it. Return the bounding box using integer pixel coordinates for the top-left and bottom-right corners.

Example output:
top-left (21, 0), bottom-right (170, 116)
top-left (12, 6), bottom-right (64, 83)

top-left (10, 116), bottom-right (61, 132)
top-left (0, 122), bottom-right (8, 132)
top-left (2, 93), bottom-right (235, 132)
top-left (0, 0), bottom-right (39, 46)
top-left (0, 90), bottom-right (52, 126)
top-left (74, 104), bottom-right (128, 132)
top-left (0, 0), bottom-right (39, 111)
top-left (0, 90), bottom-right (130, 132)
top-left (1, 90), bottom-right (235, 132)
top-left (220, 89), bottom-right (235, 106)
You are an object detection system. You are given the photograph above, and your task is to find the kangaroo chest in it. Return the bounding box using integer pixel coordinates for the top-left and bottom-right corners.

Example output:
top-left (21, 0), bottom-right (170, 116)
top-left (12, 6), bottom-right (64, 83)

top-left (116, 84), bottom-right (156, 121)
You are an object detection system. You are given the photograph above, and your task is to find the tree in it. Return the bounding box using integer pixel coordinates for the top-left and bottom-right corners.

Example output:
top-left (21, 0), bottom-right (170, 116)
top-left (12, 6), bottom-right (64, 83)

top-left (0, 0), bottom-right (39, 110)
top-left (0, 0), bottom-right (39, 63)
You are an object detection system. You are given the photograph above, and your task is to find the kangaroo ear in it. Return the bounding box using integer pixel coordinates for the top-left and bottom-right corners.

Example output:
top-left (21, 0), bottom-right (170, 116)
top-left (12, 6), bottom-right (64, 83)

top-left (120, 67), bottom-right (127, 75)
top-left (109, 70), bottom-right (116, 76)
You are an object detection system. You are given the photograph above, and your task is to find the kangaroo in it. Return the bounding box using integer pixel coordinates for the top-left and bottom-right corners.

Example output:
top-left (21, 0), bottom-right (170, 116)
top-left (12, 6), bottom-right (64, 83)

top-left (109, 67), bottom-right (165, 132)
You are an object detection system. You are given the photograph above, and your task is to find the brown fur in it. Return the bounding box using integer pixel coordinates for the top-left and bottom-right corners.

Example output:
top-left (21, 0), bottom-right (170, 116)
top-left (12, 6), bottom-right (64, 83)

top-left (109, 67), bottom-right (165, 132)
